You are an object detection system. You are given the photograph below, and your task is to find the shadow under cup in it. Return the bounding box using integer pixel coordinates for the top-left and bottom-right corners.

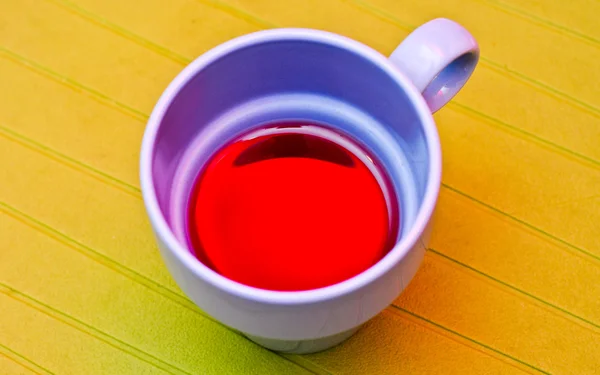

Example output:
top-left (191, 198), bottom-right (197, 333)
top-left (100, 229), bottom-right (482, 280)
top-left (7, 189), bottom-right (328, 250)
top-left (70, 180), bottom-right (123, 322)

top-left (144, 33), bottom-right (438, 353)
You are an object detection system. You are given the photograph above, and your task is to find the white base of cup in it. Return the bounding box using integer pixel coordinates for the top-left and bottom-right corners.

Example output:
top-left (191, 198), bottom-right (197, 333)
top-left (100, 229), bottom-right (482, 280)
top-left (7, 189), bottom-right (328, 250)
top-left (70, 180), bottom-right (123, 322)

top-left (245, 326), bottom-right (361, 354)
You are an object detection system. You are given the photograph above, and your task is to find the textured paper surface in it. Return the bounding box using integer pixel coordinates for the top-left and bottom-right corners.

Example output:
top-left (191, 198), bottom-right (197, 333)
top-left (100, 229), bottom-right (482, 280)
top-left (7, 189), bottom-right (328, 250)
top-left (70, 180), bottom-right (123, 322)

top-left (1, 0), bottom-right (599, 373)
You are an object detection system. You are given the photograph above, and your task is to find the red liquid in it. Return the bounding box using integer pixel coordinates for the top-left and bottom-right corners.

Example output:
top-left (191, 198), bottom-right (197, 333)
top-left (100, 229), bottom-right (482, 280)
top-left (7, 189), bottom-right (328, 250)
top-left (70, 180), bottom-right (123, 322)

top-left (188, 124), bottom-right (398, 291)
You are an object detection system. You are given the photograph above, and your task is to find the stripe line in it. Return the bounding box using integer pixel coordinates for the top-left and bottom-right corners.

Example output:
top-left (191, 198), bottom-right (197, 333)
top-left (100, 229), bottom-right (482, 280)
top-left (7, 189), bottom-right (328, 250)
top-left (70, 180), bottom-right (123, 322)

top-left (349, 0), bottom-right (600, 118)
top-left (0, 48), bottom-right (147, 122)
top-left (388, 306), bottom-right (551, 374)
top-left (476, 0), bottom-right (600, 47)
top-left (0, 203), bottom-right (319, 374)
top-left (0, 124), bottom-right (140, 197)
top-left (32, 0), bottom-right (600, 169)
top-left (0, 201), bottom-right (548, 374)
top-left (0, 283), bottom-right (191, 375)
top-left (0, 352), bottom-right (43, 375)
top-left (0, 343), bottom-right (55, 375)
top-left (426, 248), bottom-right (600, 332)
top-left (2, 122), bottom-right (599, 331)
top-left (441, 183), bottom-right (600, 264)
top-left (1, 2), bottom-right (596, 372)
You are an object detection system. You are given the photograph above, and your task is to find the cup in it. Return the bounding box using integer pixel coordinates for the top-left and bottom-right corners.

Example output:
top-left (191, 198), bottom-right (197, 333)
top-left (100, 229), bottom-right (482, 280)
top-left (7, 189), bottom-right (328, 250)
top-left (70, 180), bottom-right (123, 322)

top-left (140, 18), bottom-right (478, 354)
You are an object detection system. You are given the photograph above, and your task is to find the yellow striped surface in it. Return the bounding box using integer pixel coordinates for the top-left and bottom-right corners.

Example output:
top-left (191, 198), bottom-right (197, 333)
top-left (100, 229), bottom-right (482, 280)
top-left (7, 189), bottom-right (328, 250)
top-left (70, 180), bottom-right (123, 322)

top-left (0, 0), bottom-right (598, 373)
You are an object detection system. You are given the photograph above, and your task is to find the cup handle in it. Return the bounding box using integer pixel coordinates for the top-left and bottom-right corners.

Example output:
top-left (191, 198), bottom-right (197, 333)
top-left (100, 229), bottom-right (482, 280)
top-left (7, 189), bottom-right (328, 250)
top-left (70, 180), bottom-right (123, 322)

top-left (389, 18), bottom-right (479, 113)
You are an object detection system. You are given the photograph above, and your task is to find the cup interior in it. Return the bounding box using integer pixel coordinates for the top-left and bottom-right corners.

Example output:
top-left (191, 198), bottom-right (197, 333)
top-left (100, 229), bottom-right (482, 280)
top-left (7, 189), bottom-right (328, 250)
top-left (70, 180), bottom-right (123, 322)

top-left (144, 31), bottom-right (437, 288)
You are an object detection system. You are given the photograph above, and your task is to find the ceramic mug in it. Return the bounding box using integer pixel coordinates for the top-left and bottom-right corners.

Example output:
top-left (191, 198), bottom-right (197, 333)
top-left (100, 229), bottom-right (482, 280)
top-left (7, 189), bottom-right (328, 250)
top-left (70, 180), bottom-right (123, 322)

top-left (140, 18), bottom-right (478, 354)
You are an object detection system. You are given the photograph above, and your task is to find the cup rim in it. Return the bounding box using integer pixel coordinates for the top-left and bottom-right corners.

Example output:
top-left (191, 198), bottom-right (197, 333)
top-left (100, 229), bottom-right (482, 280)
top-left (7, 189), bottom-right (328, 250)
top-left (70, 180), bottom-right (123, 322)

top-left (140, 28), bottom-right (441, 305)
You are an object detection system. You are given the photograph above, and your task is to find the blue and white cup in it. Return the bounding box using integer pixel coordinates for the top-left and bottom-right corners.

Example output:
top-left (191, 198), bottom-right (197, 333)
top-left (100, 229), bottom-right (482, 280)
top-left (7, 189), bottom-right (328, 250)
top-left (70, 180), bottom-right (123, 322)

top-left (140, 19), bottom-right (478, 353)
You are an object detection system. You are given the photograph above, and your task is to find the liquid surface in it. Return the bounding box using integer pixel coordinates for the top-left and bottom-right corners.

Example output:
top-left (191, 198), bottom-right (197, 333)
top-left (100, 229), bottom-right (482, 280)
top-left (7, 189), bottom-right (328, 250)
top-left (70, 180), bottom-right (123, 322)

top-left (188, 124), bottom-right (398, 291)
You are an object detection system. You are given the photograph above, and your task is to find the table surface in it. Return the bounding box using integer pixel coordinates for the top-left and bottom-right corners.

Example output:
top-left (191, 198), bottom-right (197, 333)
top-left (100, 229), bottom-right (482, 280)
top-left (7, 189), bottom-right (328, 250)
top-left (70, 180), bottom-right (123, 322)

top-left (1, 0), bottom-right (599, 374)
